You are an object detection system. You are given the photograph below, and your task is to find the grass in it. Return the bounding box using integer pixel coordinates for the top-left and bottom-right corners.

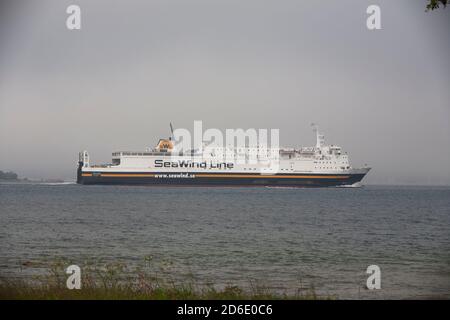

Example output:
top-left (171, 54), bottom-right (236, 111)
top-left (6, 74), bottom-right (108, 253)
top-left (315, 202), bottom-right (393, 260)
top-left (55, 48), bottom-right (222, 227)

top-left (0, 258), bottom-right (325, 300)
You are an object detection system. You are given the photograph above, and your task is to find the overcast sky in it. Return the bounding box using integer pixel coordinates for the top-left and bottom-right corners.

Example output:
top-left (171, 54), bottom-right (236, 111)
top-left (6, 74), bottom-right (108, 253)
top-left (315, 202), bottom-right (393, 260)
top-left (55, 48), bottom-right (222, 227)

top-left (0, 0), bottom-right (449, 184)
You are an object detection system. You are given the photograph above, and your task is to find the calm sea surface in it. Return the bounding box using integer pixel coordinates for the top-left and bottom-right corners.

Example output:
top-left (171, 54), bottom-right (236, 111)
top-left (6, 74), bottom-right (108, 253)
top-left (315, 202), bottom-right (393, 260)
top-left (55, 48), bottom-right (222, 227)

top-left (1, 183), bottom-right (449, 299)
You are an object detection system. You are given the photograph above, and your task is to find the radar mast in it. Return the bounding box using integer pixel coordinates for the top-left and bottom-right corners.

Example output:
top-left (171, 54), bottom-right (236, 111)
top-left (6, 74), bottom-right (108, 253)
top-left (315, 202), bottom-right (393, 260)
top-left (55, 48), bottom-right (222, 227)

top-left (311, 123), bottom-right (325, 149)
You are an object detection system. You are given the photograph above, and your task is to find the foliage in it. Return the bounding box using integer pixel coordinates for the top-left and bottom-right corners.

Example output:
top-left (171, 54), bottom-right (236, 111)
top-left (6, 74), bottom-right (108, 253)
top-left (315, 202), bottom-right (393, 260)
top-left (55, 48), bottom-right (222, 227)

top-left (0, 170), bottom-right (18, 180)
top-left (0, 258), bottom-right (327, 300)
top-left (427, 0), bottom-right (448, 11)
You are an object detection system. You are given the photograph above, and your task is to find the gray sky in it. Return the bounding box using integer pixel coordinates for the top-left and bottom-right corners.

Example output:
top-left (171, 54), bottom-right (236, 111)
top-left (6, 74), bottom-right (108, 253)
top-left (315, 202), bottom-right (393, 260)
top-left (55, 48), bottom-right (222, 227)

top-left (0, 0), bottom-right (449, 184)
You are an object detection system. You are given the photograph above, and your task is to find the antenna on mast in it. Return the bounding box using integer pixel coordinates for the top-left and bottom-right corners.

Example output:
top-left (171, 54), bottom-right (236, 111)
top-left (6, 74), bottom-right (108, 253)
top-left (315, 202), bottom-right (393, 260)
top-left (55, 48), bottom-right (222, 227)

top-left (169, 123), bottom-right (174, 141)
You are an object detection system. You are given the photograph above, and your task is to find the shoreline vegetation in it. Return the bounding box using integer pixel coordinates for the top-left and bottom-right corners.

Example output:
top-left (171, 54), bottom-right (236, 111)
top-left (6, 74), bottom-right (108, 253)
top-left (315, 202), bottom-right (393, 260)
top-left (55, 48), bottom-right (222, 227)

top-left (0, 259), bottom-right (325, 300)
top-left (0, 170), bottom-right (19, 181)
top-left (0, 170), bottom-right (65, 183)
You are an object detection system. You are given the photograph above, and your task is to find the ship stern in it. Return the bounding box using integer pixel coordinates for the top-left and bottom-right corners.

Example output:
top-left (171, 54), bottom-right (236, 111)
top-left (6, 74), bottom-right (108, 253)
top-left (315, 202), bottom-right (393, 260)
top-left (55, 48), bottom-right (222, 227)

top-left (76, 160), bottom-right (83, 184)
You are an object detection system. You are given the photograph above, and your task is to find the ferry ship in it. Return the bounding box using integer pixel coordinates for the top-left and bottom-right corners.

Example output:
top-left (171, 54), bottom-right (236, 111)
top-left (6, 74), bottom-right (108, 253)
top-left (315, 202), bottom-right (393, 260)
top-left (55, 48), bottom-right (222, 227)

top-left (77, 125), bottom-right (370, 187)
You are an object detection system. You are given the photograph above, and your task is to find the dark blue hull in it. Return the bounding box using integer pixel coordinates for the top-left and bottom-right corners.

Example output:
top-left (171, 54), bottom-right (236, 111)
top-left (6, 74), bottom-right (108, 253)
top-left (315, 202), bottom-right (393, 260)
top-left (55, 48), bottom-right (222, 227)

top-left (77, 167), bottom-right (367, 188)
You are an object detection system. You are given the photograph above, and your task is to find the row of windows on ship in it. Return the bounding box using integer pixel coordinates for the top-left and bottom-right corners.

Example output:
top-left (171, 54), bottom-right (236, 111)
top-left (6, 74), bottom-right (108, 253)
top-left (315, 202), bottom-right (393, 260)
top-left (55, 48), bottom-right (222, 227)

top-left (241, 168), bottom-right (295, 171)
top-left (313, 160), bottom-right (349, 170)
top-left (241, 167), bottom-right (350, 171)
top-left (314, 161), bottom-right (350, 170)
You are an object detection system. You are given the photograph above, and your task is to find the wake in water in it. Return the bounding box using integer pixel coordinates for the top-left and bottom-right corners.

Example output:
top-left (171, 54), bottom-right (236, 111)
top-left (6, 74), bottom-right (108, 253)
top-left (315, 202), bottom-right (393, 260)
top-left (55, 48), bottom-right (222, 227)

top-left (265, 183), bottom-right (364, 189)
top-left (0, 181), bottom-right (77, 186)
top-left (336, 182), bottom-right (363, 188)
top-left (264, 186), bottom-right (305, 190)
top-left (37, 181), bottom-right (77, 186)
